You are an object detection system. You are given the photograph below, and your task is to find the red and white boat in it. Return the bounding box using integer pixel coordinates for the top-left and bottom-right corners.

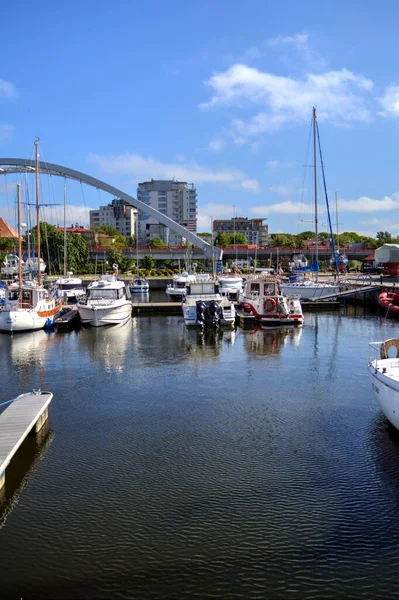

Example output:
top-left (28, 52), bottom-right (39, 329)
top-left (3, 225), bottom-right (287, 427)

top-left (378, 291), bottom-right (399, 317)
top-left (239, 274), bottom-right (303, 326)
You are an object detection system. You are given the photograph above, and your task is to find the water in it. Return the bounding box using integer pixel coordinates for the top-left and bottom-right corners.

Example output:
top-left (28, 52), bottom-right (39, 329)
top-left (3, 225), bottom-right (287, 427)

top-left (1, 310), bottom-right (399, 599)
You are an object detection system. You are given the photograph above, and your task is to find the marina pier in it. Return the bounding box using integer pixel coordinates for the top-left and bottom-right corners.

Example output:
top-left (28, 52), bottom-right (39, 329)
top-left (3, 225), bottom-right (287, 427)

top-left (0, 391), bottom-right (53, 492)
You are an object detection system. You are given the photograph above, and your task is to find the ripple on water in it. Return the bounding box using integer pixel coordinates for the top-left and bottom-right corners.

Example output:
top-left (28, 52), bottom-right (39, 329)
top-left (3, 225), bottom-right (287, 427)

top-left (1, 314), bottom-right (399, 598)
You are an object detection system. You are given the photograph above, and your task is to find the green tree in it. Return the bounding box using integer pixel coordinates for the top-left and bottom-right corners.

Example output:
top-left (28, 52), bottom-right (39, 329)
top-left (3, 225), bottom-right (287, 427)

top-left (113, 234), bottom-right (127, 248)
top-left (0, 237), bottom-right (16, 251)
top-left (376, 231), bottom-right (393, 245)
top-left (149, 237), bottom-right (166, 248)
top-left (215, 232), bottom-right (248, 246)
top-left (94, 225), bottom-right (118, 237)
top-left (108, 248), bottom-right (128, 272)
top-left (142, 254), bottom-right (154, 270)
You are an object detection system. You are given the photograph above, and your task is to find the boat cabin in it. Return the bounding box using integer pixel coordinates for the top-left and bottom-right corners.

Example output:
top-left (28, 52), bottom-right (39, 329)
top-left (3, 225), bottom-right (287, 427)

top-left (186, 281), bottom-right (220, 297)
top-left (245, 279), bottom-right (280, 297)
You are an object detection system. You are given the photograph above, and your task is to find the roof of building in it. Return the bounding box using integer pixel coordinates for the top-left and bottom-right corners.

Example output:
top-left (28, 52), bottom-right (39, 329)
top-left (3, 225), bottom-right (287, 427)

top-left (0, 218), bottom-right (19, 239)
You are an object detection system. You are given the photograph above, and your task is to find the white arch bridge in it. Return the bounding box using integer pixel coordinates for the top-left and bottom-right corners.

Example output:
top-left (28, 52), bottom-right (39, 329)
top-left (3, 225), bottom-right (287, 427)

top-left (0, 158), bottom-right (222, 261)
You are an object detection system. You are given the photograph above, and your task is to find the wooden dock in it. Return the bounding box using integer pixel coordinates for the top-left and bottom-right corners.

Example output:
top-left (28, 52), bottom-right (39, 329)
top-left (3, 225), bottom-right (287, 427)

top-left (0, 391), bottom-right (53, 491)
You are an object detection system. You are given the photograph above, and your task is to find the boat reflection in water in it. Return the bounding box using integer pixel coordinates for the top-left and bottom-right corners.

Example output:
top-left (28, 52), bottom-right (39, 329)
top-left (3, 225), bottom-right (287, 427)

top-left (244, 325), bottom-right (303, 357)
top-left (79, 319), bottom-right (133, 373)
top-left (0, 422), bottom-right (53, 529)
top-left (184, 326), bottom-right (236, 361)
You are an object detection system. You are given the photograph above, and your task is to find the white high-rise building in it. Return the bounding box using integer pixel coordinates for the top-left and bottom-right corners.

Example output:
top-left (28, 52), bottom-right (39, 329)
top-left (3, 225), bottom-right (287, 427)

top-left (136, 180), bottom-right (197, 245)
top-left (89, 199), bottom-right (137, 238)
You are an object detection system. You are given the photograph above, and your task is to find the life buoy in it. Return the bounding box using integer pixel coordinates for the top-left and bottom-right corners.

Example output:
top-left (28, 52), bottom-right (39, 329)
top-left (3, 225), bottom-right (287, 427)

top-left (264, 297), bottom-right (277, 312)
top-left (380, 338), bottom-right (399, 359)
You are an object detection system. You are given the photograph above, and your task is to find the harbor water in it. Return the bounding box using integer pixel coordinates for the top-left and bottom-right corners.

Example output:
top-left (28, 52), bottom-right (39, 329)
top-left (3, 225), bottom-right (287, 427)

top-left (2, 310), bottom-right (399, 598)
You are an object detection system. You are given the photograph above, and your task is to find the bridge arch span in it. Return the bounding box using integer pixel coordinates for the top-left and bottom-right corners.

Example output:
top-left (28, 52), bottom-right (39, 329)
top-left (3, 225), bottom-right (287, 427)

top-left (0, 158), bottom-right (221, 261)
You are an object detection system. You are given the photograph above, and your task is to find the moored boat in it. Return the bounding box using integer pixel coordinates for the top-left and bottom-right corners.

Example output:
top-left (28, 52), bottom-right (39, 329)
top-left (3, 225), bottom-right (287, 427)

top-left (182, 278), bottom-right (235, 327)
top-left (377, 291), bottom-right (399, 317)
top-left (217, 272), bottom-right (244, 300)
top-left (166, 272), bottom-right (200, 301)
top-left (55, 273), bottom-right (85, 303)
top-left (368, 339), bottom-right (399, 429)
top-left (281, 276), bottom-right (340, 301)
top-left (77, 269), bottom-right (132, 327)
top-left (130, 277), bottom-right (149, 293)
top-left (239, 274), bottom-right (303, 326)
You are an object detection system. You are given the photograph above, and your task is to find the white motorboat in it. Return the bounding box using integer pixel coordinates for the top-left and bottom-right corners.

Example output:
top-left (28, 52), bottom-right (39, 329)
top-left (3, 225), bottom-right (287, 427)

top-left (1, 254), bottom-right (23, 277)
top-left (166, 272), bottom-right (198, 301)
top-left (77, 271), bottom-right (132, 327)
top-left (368, 339), bottom-right (399, 429)
top-left (130, 277), bottom-right (149, 293)
top-left (217, 273), bottom-right (244, 300)
top-left (239, 274), bottom-right (303, 326)
top-left (281, 277), bottom-right (340, 300)
top-left (23, 255), bottom-right (46, 276)
top-left (55, 273), bottom-right (85, 303)
top-left (182, 278), bottom-right (235, 327)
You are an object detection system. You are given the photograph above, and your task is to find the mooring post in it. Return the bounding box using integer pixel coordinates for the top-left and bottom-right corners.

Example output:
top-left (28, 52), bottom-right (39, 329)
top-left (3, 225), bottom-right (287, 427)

top-left (35, 408), bottom-right (49, 433)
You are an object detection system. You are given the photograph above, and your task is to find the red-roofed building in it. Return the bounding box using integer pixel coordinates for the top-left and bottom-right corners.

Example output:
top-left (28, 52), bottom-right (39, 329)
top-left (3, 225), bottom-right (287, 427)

top-left (0, 218), bottom-right (20, 240)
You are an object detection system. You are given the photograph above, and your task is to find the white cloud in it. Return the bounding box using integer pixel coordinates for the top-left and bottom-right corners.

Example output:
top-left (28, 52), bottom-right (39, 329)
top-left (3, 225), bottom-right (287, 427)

top-left (208, 138), bottom-right (225, 152)
top-left (200, 64), bottom-right (374, 141)
top-left (0, 124), bottom-right (14, 144)
top-left (379, 85), bottom-right (399, 117)
top-left (265, 160), bottom-right (295, 170)
top-left (338, 194), bottom-right (399, 212)
top-left (0, 79), bottom-right (18, 100)
top-left (88, 152), bottom-right (260, 193)
top-left (249, 201), bottom-right (318, 215)
top-left (266, 33), bottom-right (326, 69)
top-left (266, 183), bottom-right (298, 196)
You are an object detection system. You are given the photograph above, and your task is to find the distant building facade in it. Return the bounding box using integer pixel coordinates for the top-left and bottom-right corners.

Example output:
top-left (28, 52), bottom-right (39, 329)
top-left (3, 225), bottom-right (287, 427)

top-left (213, 217), bottom-right (269, 246)
top-left (89, 198), bottom-right (137, 238)
top-left (136, 179), bottom-right (197, 245)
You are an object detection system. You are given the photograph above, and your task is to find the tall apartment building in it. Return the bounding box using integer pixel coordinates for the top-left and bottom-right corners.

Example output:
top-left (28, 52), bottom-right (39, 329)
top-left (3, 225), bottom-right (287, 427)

top-left (136, 179), bottom-right (197, 245)
top-left (213, 217), bottom-right (269, 245)
top-left (89, 198), bottom-right (137, 238)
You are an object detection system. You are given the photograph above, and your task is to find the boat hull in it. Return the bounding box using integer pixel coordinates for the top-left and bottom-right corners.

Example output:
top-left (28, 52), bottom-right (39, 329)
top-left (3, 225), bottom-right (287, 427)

top-left (0, 310), bottom-right (49, 333)
top-left (369, 363), bottom-right (399, 429)
top-left (77, 301), bottom-right (132, 327)
top-left (281, 283), bottom-right (340, 300)
top-left (378, 292), bottom-right (399, 317)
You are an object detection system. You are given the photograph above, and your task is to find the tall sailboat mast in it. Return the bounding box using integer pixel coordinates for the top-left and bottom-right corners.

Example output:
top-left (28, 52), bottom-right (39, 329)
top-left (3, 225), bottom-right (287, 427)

top-left (17, 184), bottom-right (22, 296)
top-left (313, 107), bottom-right (318, 282)
top-left (35, 139), bottom-right (41, 286)
top-left (63, 183), bottom-right (67, 276)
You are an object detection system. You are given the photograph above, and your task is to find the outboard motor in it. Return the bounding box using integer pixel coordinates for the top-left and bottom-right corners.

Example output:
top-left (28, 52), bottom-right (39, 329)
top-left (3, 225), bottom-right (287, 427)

top-left (196, 300), bottom-right (207, 326)
top-left (208, 299), bottom-right (221, 326)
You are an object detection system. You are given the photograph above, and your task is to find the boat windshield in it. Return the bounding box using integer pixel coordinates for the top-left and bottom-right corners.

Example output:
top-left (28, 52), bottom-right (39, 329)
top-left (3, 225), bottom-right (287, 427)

top-left (58, 283), bottom-right (83, 291)
top-left (89, 289), bottom-right (118, 300)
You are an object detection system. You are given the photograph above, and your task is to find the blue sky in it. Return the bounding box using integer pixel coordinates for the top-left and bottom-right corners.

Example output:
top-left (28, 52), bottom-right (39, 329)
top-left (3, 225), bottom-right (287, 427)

top-left (1, 0), bottom-right (399, 237)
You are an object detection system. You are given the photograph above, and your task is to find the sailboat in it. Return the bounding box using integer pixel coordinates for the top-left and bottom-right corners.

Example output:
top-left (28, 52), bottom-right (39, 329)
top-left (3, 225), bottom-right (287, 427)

top-left (130, 213), bottom-right (149, 293)
top-left (55, 184), bottom-right (85, 302)
top-left (0, 141), bottom-right (63, 333)
top-left (281, 107), bottom-right (341, 301)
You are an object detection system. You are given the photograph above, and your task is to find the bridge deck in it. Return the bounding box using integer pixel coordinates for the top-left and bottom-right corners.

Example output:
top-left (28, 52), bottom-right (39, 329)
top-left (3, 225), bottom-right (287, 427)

top-left (0, 391), bottom-right (53, 490)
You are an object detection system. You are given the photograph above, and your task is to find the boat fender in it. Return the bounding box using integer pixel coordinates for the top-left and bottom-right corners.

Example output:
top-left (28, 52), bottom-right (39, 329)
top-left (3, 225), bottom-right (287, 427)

top-left (264, 297), bottom-right (277, 312)
top-left (380, 338), bottom-right (399, 359)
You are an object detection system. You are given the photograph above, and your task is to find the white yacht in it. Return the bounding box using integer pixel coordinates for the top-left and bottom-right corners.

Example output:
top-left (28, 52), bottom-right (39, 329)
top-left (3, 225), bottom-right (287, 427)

top-left (369, 339), bottom-right (399, 430)
top-left (23, 256), bottom-right (46, 276)
top-left (130, 277), bottom-right (149, 293)
top-left (55, 272), bottom-right (85, 303)
top-left (77, 271), bottom-right (132, 327)
top-left (217, 273), bottom-right (244, 300)
top-left (239, 274), bottom-right (303, 326)
top-left (281, 277), bottom-right (340, 300)
top-left (166, 272), bottom-right (199, 301)
top-left (182, 278), bottom-right (235, 327)
top-left (1, 254), bottom-right (22, 277)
